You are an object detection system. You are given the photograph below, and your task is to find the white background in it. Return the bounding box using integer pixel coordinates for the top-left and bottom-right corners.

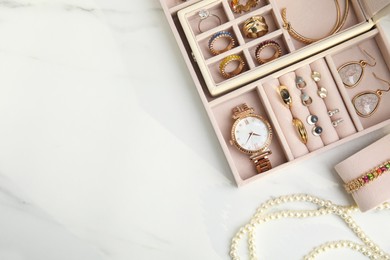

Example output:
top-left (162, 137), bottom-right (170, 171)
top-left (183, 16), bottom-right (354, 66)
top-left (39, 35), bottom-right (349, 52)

top-left (0, 0), bottom-right (389, 259)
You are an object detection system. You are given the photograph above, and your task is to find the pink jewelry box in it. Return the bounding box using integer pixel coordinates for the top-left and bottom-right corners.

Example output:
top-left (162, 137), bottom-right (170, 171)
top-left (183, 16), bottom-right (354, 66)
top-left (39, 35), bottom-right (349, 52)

top-left (160, 0), bottom-right (390, 186)
top-left (335, 134), bottom-right (390, 212)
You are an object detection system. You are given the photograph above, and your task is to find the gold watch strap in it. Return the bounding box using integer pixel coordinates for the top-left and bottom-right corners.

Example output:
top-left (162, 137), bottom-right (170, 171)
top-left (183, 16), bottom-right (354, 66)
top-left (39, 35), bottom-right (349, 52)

top-left (232, 103), bottom-right (253, 119)
top-left (250, 150), bottom-right (272, 173)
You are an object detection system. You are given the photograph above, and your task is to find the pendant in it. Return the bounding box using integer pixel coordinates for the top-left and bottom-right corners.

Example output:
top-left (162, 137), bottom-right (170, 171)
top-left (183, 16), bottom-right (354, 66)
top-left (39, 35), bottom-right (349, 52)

top-left (352, 91), bottom-right (381, 118)
top-left (338, 62), bottom-right (364, 88)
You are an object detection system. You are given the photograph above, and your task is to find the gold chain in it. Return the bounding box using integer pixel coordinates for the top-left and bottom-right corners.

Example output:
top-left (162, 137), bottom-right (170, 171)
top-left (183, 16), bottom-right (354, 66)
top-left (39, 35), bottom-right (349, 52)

top-left (281, 0), bottom-right (350, 44)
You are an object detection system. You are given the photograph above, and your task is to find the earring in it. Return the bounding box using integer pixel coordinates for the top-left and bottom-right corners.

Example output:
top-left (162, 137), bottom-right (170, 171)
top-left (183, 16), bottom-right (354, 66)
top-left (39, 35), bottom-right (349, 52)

top-left (307, 115), bottom-right (323, 136)
top-left (295, 76), bottom-right (312, 106)
top-left (338, 48), bottom-right (376, 88)
top-left (328, 108), bottom-right (340, 117)
top-left (332, 118), bottom-right (344, 127)
top-left (311, 71), bottom-right (328, 98)
top-left (352, 72), bottom-right (390, 117)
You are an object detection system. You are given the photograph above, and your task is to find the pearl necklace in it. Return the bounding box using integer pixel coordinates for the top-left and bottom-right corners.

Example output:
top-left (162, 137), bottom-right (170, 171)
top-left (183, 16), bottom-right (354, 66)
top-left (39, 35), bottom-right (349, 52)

top-left (230, 194), bottom-right (390, 260)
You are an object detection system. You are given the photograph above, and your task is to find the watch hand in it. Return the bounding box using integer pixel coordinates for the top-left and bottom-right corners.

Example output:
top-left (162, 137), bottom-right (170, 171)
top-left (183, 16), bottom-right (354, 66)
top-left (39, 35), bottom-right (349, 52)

top-left (245, 132), bottom-right (254, 145)
top-left (252, 132), bottom-right (261, 137)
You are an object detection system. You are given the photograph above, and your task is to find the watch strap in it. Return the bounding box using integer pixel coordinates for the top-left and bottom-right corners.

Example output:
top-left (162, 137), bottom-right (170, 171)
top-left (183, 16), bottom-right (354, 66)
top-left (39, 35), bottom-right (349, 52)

top-left (250, 150), bottom-right (272, 173)
top-left (232, 103), bottom-right (254, 119)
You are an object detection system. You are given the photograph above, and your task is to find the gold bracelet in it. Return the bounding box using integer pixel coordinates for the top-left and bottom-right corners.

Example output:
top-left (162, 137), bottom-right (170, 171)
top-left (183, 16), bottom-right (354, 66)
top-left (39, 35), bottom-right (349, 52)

top-left (255, 40), bottom-right (282, 65)
top-left (242, 16), bottom-right (268, 38)
top-left (219, 54), bottom-right (245, 79)
top-left (344, 160), bottom-right (390, 194)
top-left (281, 0), bottom-right (350, 44)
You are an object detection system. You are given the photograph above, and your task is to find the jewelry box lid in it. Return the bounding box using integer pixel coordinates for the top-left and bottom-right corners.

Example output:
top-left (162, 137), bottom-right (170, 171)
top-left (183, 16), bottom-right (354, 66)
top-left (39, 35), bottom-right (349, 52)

top-left (360, 0), bottom-right (390, 22)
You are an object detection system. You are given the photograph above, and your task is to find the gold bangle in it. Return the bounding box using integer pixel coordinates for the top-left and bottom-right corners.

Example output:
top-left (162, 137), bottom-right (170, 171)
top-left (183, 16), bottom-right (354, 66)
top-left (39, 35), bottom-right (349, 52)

top-left (219, 55), bottom-right (245, 79)
top-left (281, 0), bottom-right (350, 44)
top-left (242, 16), bottom-right (268, 38)
top-left (208, 31), bottom-right (235, 56)
top-left (292, 118), bottom-right (308, 144)
top-left (231, 0), bottom-right (259, 13)
top-left (255, 40), bottom-right (282, 65)
top-left (344, 160), bottom-right (390, 194)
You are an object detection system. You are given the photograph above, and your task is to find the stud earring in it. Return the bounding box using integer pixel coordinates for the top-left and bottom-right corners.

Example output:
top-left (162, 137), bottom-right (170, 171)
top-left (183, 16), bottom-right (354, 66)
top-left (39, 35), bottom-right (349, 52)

top-left (327, 108), bottom-right (340, 117)
top-left (311, 71), bottom-right (328, 98)
top-left (295, 76), bottom-right (312, 106)
top-left (332, 118), bottom-right (344, 127)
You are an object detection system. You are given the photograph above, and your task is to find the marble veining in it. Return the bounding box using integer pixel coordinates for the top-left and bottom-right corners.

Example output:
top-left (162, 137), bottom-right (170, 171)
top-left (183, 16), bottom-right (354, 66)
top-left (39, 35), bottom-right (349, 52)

top-left (0, 0), bottom-right (388, 259)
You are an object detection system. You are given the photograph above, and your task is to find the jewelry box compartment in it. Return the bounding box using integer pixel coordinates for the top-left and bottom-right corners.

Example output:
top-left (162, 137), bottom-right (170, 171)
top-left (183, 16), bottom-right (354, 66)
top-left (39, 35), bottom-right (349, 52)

top-left (177, 0), bottom-right (380, 97)
top-left (208, 27), bottom-right (390, 186)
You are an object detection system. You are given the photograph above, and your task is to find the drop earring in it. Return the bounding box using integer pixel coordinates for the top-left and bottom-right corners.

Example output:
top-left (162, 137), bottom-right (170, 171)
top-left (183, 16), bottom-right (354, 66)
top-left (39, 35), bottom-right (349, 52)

top-left (338, 48), bottom-right (376, 88)
top-left (352, 72), bottom-right (390, 118)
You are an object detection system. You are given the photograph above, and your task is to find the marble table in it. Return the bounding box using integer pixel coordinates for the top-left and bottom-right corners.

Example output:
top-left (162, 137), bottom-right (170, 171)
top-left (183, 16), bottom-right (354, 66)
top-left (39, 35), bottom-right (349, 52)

top-left (0, 0), bottom-right (389, 259)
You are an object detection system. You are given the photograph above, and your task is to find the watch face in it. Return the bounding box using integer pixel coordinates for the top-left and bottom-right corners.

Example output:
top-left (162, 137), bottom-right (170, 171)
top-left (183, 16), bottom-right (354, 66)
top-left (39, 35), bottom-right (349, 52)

top-left (231, 114), bottom-right (272, 153)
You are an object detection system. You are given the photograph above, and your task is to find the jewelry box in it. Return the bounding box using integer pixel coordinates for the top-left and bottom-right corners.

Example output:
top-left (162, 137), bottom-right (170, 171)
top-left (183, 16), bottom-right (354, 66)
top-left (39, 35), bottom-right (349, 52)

top-left (160, 0), bottom-right (390, 186)
top-left (335, 134), bottom-right (390, 212)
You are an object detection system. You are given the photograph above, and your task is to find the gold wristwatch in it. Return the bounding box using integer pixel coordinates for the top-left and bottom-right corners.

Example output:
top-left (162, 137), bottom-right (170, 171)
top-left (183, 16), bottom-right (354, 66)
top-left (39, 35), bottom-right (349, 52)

top-left (230, 103), bottom-right (273, 173)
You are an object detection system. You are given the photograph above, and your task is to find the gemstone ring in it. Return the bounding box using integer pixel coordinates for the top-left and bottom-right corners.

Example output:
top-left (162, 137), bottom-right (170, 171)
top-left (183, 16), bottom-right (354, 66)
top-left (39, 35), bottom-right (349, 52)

top-left (198, 9), bottom-right (221, 33)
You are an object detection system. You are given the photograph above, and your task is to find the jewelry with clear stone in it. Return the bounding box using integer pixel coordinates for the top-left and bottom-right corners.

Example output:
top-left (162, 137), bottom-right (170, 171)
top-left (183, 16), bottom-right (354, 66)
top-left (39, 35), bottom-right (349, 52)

top-left (197, 9), bottom-right (222, 33)
top-left (311, 71), bottom-right (328, 98)
top-left (332, 118), bottom-right (344, 127)
top-left (328, 108), bottom-right (340, 117)
top-left (296, 76), bottom-right (312, 106)
top-left (338, 48), bottom-right (376, 88)
top-left (352, 72), bottom-right (390, 118)
top-left (230, 194), bottom-right (390, 260)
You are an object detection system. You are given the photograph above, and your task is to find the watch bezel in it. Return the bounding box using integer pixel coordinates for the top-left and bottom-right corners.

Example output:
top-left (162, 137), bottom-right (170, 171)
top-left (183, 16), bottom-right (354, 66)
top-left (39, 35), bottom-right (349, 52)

top-left (231, 113), bottom-right (273, 154)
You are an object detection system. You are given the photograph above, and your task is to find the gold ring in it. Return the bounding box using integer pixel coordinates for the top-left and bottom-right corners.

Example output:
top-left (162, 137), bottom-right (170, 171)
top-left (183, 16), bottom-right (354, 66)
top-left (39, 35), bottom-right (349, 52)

top-left (278, 85), bottom-right (292, 109)
top-left (242, 16), bottom-right (268, 38)
top-left (292, 118), bottom-right (308, 144)
top-left (208, 31), bottom-right (235, 56)
top-left (231, 0), bottom-right (259, 13)
top-left (219, 55), bottom-right (245, 79)
top-left (255, 40), bottom-right (282, 65)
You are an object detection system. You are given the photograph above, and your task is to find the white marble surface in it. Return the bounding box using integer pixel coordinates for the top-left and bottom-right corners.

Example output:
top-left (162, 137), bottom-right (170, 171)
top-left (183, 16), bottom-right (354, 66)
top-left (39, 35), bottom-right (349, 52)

top-left (0, 0), bottom-right (390, 259)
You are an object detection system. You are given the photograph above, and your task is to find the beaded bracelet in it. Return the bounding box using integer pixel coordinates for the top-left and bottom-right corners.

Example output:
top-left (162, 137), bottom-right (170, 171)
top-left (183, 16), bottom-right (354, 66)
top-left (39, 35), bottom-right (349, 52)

top-left (344, 160), bottom-right (390, 194)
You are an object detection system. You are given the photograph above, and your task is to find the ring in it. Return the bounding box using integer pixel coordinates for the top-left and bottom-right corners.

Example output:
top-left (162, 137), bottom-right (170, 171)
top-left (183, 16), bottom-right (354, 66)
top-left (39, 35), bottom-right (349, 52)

top-left (332, 118), bottom-right (344, 127)
top-left (231, 0), bottom-right (259, 13)
top-left (255, 40), bottom-right (282, 65)
top-left (328, 108), bottom-right (340, 117)
top-left (219, 54), bottom-right (245, 79)
top-left (278, 85), bottom-right (292, 108)
top-left (198, 9), bottom-right (222, 33)
top-left (242, 16), bottom-right (268, 38)
top-left (292, 118), bottom-right (308, 144)
top-left (208, 31), bottom-right (235, 56)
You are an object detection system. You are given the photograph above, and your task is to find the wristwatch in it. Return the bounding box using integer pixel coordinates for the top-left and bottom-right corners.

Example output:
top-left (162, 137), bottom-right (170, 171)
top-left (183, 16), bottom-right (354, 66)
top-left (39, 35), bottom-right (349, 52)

top-left (230, 103), bottom-right (273, 174)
